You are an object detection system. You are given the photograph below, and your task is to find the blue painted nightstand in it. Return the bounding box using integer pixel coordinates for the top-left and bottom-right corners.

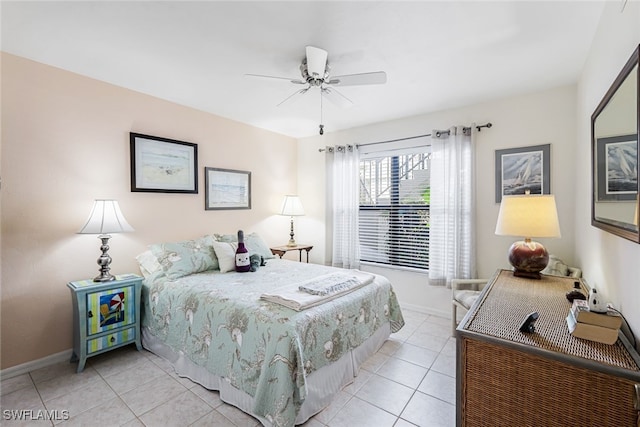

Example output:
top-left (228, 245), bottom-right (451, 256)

top-left (67, 274), bottom-right (143, 373)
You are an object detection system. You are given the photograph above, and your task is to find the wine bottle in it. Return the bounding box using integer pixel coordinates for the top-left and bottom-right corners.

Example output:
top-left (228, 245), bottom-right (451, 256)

top-left (235, 230), bottom-right (251, 272)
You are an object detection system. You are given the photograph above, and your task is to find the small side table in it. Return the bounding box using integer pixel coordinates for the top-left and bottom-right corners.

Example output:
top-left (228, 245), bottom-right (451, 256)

top-left (67, 274), bottom-right (143, 373)
top-left (270, 244), bottom-right (313, 263)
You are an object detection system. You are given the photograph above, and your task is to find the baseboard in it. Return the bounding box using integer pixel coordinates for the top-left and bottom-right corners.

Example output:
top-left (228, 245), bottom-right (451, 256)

top-left (0, 349), bottom-right (73, 380)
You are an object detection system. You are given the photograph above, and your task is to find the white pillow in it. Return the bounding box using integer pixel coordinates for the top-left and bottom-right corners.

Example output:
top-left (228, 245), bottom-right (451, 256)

top-left (212, 241), bottom-right (239, 273)
top-left (135, 250), bottom-right (161, 278)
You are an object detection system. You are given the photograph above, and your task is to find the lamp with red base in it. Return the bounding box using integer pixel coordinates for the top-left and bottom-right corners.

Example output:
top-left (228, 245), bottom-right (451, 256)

top-left (495, 193), bottom-right (561, 279)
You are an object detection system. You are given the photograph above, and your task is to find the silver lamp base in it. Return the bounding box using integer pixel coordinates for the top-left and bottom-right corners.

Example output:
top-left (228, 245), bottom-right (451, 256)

top-left (93, 234), bottom-right (116, 282)
top-left (287, 217), bottom-right (297, 246)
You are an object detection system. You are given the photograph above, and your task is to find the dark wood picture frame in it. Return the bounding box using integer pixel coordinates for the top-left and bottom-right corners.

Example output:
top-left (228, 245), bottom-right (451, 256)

top-left (591, 44), bottom-right (639, 243)
top-left (495, 144), bottom-right (550, 203)
top-left (130, 133), bottom-right (198, 193)
top-left (205, 167), bottom-right (251, 210)
top-left (596, 134), bottom-right (638, 201)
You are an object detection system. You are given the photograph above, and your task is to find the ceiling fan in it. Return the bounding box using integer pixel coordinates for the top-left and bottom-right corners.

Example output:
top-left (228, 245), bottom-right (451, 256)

top-left (246, 46), bottom-right (387, 134)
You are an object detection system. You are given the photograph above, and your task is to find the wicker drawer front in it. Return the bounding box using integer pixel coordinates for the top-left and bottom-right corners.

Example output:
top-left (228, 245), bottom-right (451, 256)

top-left (461, 338), bottom-right (638, 427)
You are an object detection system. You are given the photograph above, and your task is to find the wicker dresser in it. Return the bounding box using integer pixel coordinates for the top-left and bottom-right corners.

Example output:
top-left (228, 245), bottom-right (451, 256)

top-left (456, 269), bottom-right (640, 427)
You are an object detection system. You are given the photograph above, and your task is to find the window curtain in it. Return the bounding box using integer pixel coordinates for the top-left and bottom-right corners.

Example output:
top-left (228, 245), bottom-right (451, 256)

top-left (428, 126), bottom-right (477, 286)
top-left (326, 144), bottom-right (361, 269)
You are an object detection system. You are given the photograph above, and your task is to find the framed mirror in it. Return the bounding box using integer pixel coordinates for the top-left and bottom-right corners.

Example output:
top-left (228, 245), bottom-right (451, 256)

top-left (592, 44), bottom-right (639, 243)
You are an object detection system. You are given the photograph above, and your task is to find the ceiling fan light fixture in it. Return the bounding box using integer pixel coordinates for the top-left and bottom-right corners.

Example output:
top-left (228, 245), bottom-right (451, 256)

top-left (246, 45), bottom-right (387, 134)
top-left (305, 46), bottom-right (329, 78)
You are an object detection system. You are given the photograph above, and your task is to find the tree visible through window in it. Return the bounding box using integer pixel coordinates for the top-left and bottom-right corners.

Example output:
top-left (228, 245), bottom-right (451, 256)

top-left (359, 150), bottom-right (431, 270)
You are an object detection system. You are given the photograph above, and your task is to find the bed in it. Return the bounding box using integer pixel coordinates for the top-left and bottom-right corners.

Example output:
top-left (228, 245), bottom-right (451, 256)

top-left (137, 234), bottom-right (404, 427)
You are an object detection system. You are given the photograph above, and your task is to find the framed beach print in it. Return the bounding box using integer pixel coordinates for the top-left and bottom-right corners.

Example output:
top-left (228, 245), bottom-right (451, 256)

top-left (495, 144), bottom-right (550, 203)
top-left (596, 134), bottom-right (638, 201)
top-left (205, 167), bottom-right (251, 210)
top-left (130, 133), bottom-right (198, 193)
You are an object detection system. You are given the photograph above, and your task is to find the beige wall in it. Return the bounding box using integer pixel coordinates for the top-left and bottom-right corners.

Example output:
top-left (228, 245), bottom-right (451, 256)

top-left (0, 53), bottom-right (297, 369)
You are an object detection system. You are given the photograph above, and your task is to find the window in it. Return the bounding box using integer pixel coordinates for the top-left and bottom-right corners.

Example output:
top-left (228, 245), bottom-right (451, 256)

top-left (359, 149), bottom-right (431, 270)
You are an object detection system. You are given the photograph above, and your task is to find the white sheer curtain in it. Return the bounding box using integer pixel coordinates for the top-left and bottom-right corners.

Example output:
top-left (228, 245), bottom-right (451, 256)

top-left (326, 144), bottom-right (361, 269)
top-left (428, 126), bottom-right (477, 286)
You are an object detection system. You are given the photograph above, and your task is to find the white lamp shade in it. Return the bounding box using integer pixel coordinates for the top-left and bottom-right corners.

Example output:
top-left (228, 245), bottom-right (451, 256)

top-left (495, 194), bottom-right (560, 238)
top-left (78, 199), bottom-right (134, 234)
top-left (280, 195), bottom-right (305, 216)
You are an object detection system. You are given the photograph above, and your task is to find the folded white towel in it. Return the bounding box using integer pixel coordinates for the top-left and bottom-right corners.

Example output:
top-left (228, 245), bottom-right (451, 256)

top-left (260, 270), bottom-right (375, 311)
top-left (298, 273), bottom-right (361, 296)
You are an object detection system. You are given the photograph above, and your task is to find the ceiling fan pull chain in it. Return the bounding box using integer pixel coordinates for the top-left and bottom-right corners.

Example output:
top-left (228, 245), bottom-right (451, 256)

top-left (319, 90), bottom-right (324, 135)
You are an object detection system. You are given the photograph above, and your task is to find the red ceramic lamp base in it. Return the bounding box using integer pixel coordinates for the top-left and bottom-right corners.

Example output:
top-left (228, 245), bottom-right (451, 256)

top-left (508, 239), bottom-right (549, 280)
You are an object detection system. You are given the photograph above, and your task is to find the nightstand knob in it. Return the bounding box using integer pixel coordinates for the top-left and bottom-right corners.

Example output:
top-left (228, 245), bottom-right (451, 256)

top-left (110, 336), bottom-right (115, 343)
top-left (87, 310), bottom-right (93, 318)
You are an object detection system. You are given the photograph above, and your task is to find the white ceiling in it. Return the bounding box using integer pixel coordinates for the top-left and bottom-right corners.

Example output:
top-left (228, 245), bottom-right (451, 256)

top-left (1, 1), bottom-right (606, 138)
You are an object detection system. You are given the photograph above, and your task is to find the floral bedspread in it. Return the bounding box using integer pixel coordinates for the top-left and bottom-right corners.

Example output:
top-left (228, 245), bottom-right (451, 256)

top-left (141, 259), bottom-right (404, 427)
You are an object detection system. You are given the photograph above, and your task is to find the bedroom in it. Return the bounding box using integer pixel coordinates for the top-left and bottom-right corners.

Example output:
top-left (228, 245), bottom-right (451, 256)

top-left (1, 1), bottom-right (640, 426)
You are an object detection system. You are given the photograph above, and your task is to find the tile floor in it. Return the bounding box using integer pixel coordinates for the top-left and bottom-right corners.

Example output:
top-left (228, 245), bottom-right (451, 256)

top-left (0, 309), bottom-right (456, 427)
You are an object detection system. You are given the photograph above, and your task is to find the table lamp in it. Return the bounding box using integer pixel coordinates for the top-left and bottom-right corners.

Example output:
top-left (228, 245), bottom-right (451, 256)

top-left (495, 194), bottom-right (560, 279)
top-left (280, 195), bottom-right (305, 246)
top-left (78, 199), bottom-right (134, 282)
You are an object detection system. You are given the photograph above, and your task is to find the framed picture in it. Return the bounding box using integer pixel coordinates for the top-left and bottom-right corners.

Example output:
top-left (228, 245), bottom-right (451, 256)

top-left (596, 134), bottom-right (638, 201)
top-left (130, 133), bottom-right (198, 193)
top-left (495, 144), bottom-right (550, 203)
top-left (205, 167), bottom-right (251, 210)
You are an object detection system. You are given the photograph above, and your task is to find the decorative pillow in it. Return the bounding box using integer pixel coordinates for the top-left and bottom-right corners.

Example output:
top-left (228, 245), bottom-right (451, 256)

top-left (212, 241), bottom-right (239, 273)
top-left (135, 250), bottom-right (162, 278)
top-left (542, 255), bottom-right (569, 277)
top-left (214, 233), bottom-right (235, 243)
top-left (150, 235), bottom-right (218, 280)
top-left (214, 232), bottom-right (275, 259)
top-left (245, 233), bottom-right (275, 259)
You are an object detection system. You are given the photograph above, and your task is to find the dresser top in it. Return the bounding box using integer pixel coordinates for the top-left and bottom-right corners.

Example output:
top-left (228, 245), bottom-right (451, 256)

top-left (460, 269), bottom-right (640, 372)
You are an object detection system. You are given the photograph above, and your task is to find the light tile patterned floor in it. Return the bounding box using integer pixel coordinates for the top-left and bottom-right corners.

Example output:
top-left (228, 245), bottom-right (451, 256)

top-left (0, 309), bottom-right (456, 426)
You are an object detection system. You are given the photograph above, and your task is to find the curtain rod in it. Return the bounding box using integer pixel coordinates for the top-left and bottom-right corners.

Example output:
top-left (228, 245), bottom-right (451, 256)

top-left (318, 122), bottom-right (492, 152)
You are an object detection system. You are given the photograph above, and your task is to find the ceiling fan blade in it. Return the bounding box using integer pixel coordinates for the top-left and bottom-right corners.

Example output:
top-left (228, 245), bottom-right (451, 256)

top-left (305, 46), bottom-right (328, 78)
top-left (277, 87), bottom-right (310, 107)
top-left (322, 87), bottom-right (353, 108)
top-left (245, 73), bottom-right (306, 85)
top-left (326, 71), bottom-right (387, 86)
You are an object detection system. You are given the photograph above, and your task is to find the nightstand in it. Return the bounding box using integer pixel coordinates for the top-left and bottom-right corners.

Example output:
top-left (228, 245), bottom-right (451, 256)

top-left (270, 244), bottom-right (313, 262)
top-left (67, 274), bottom-right (143, 373)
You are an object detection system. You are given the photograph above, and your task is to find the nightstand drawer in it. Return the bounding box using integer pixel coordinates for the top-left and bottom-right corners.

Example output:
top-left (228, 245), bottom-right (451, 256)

top-left (87, 327), bottom-right (137, 355)
top-left (86, 285), bottom-right (136, 335)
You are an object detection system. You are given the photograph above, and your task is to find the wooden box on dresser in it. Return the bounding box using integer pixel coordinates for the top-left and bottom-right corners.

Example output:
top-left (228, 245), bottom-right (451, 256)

top-left (456, 269), bottom-right (640, 427)
top-left (67, 274), bottom-right (143, 373)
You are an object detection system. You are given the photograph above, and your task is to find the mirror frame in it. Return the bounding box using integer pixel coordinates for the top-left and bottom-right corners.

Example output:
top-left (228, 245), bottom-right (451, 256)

top-left (591, 44), bottom-right (640, 243)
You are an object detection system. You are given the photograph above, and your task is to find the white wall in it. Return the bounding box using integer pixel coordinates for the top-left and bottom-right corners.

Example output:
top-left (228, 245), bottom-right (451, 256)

top-left (575, 2), bottom-right (640, 337)
top-left (298, 2), bottom-right (640, 340)
top-left (297, 85), bottom-right (578, 316)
